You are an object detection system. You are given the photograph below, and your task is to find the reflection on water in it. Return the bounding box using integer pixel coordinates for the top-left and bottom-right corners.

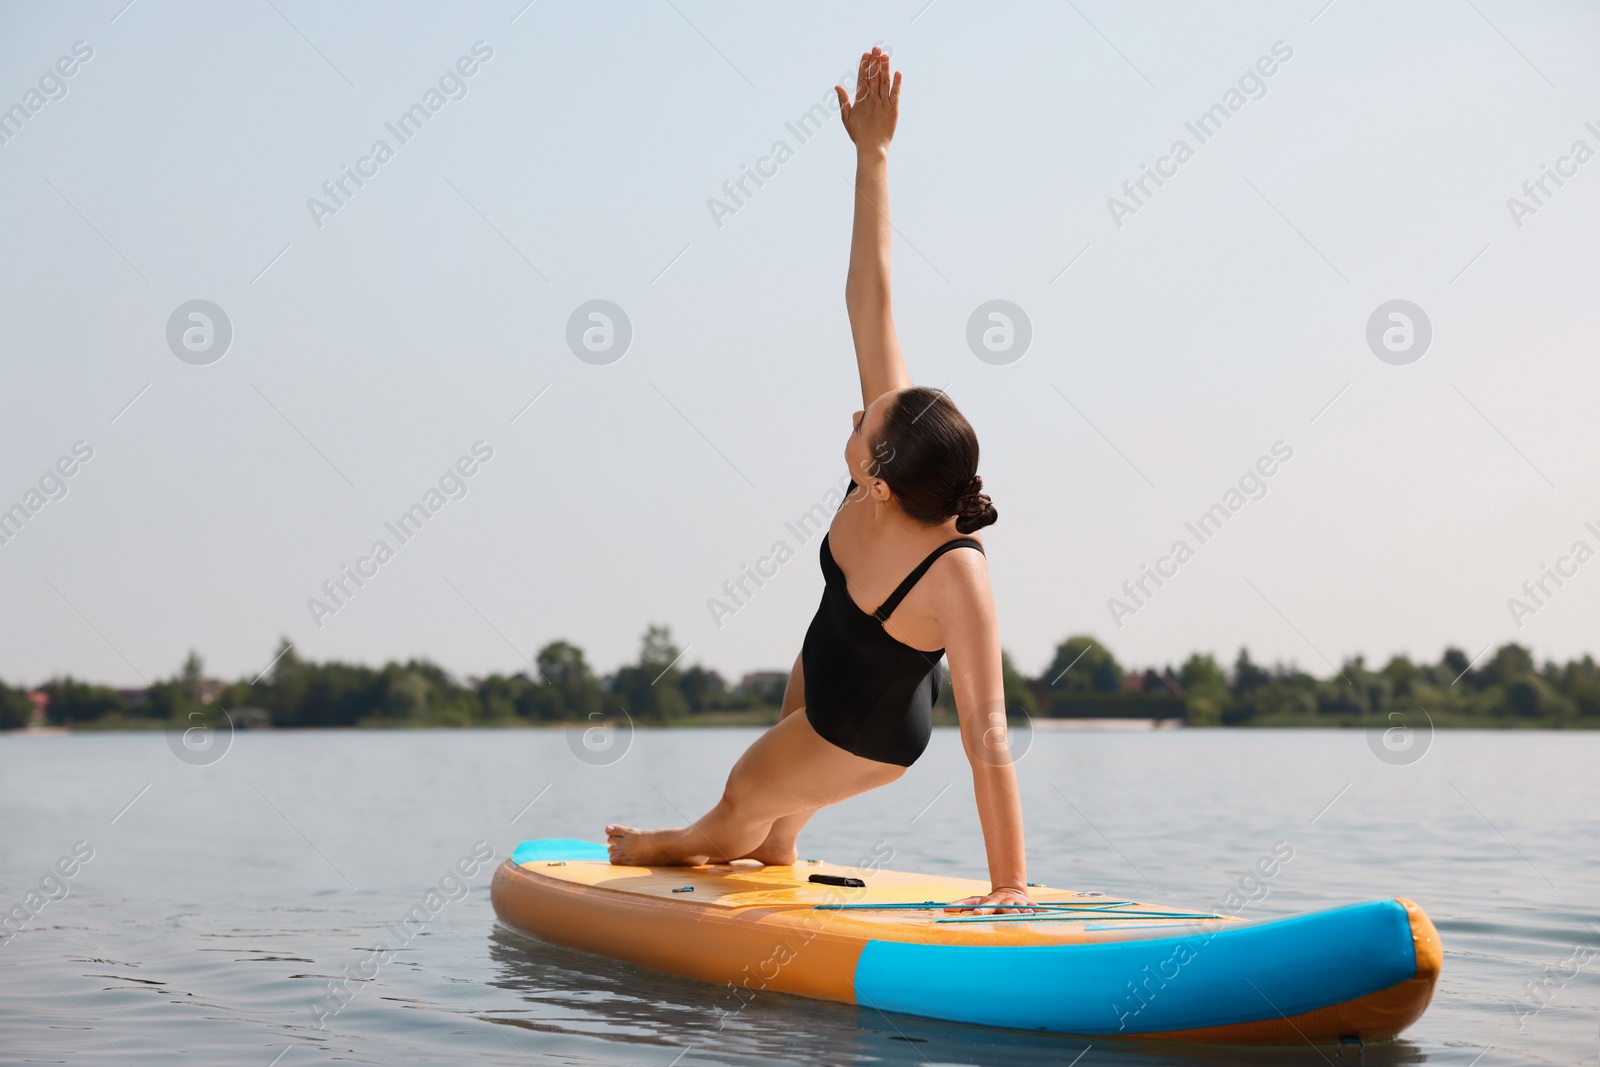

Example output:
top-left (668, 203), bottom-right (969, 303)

top-left (1, 728), bottom-right (1596, 1065)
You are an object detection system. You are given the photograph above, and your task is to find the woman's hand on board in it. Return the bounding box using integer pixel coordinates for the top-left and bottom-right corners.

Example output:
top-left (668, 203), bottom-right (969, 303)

top-left (945, 885), bottom-right (1047, 915)
top-left (835, 46), bottom-right (900, 152)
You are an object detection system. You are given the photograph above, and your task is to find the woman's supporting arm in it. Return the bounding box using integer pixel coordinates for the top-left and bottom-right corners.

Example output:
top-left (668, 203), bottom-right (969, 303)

top-left (836, 48), bottom-right (912, 409)
top-left (933, 552), bottom-right (1041, 914)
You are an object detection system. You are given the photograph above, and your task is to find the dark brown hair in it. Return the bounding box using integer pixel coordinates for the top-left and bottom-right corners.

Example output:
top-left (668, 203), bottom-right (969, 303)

top-left (870, 387), bottom-right (997, 534)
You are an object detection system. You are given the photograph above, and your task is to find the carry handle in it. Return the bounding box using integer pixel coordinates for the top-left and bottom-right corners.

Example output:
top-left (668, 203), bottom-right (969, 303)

top-left (808, 873), bottom-right (866, 888)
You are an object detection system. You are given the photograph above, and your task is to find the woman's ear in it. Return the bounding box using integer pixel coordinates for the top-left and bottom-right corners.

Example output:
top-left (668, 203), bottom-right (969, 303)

top-left (868, 479), bottom-right (893, 502)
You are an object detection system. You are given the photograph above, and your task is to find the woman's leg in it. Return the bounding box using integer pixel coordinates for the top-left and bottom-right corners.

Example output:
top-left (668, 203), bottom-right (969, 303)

top-left (607, 654), bottom-right (903, 866)
top-left (738, 654), bottom-right (818, 864)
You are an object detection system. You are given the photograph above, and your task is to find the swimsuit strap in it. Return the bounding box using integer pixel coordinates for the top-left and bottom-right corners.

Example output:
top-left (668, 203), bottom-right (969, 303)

top-left (872, 538), bottom-right (985, 624)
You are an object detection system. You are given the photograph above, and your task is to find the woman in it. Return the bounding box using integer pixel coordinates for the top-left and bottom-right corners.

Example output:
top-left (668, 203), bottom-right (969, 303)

top-left (607, 47), bottom-right (1038, 915)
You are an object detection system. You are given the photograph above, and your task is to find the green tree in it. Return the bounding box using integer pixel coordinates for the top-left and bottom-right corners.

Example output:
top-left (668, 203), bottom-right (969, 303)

top-left (534, 640), bottom-right (603, 720)
top-left (141, 648), bottom-right (213, 724)
top-left (1381, 655), bottom-right (1417, 699)
top-left (384, 670), bottom-right (432, 721)
top-left (1336, 656), bottom-right (1391, 716)
top-left (144, 679), bottom-right (203, 724)
top-left (679, 665), bottom-right (728, 712)
top-left (1041, 636), bottom-right (1122, 694)
top-left (1506, 677), bottom-right (1542, 718)
top-left (1178, 653), bottom-right (1232, 725)
top-left (1233, 648), bottom-right (1271, 695)
top-left (1550, 655), bottom-right (1600, 717)
top-left (41, 678), bottom-right (129, 725)
top-left (0, 683), bottom-right (33, 730)
top-left (181, 650), bottom-right (205, 704)
top-left (1235, 678), bottom-right (1317, 722)
top-left (1480, 643), bottom-right (1535, 689)
top-left (611, 625), bottom-right (690, 722)
top-left (640, 625), bottom-right (681, 678)
top-left (372, 660), bottom-right (478, 726)
top-left (257, 638), bottom-right (309, 725)
top-left (259, 647), bottom-right (381, 728)
top-left (1440, 647), bottom-right (1475, 689)
top-left (477, 673), bottom-right (525, 722)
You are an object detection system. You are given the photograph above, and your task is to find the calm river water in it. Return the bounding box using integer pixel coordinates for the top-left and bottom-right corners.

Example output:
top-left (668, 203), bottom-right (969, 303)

top-left (1, 727), bottom-right (1595, 1066)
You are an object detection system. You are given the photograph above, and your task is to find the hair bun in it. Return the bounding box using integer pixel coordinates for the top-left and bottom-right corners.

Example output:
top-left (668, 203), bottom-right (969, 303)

top-left (954, 475), bottom-right (998, 534)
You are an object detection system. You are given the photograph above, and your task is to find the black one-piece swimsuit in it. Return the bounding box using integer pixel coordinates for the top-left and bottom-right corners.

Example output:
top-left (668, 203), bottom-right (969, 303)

top-left (800, 492), bottom-right (984, 768)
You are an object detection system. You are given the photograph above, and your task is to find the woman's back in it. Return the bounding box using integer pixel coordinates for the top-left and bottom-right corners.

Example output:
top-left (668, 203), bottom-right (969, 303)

top-left (826, 478), bottom-right (986, 653)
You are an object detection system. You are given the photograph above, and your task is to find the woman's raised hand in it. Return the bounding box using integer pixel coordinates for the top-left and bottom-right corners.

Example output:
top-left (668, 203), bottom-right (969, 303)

top-left (835, 46), bottom-right (900, 151)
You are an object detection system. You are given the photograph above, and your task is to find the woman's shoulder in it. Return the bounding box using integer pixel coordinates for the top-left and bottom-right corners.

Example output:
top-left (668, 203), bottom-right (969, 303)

top-left (924, 535), bottom-right (995, 636)
top-left (924, 529), bottom-right (990, 591)
top-left (887, 529), bottom-right (989, 613)
top-left (933, 533), bottom-right (988, 578)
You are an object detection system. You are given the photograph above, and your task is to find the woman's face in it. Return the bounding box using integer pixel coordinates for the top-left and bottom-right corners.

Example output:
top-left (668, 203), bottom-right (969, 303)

top-left (845, 391), bottom-right (896, 492)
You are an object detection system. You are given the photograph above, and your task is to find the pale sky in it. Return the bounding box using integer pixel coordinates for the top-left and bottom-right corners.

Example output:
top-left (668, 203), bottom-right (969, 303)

top-left (2, 0), bottom-right (1597, 689)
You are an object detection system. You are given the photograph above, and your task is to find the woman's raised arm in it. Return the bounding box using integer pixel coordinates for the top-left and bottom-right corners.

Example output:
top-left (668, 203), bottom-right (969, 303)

top-left (836, 48), bottom-right (912, 409)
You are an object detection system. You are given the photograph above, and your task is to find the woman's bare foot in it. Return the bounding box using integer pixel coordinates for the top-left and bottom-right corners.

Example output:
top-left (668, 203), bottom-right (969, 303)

top-left (735, 826), bottom-right (799, 866)
top-left (738, 843), bottom-right (799, 865)
top-left (605, 824), bottom-right (712, 867)
top-left (731, 809), bottom-right (810, 866)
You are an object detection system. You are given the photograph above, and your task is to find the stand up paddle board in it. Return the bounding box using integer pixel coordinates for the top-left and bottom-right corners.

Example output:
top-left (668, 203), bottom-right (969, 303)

top-left (490, 838), bottom-right (1440, 1045)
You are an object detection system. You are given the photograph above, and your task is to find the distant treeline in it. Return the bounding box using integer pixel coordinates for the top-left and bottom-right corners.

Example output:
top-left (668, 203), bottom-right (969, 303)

top-left (4, 626), bottom-right (1598, 730)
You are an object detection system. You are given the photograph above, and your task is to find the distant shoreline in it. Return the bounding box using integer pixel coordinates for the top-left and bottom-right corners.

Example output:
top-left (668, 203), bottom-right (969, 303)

top-left (6, 712), bottom-right (1599, 736)
top-left (15, 630), bottom-right (1595, 732)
